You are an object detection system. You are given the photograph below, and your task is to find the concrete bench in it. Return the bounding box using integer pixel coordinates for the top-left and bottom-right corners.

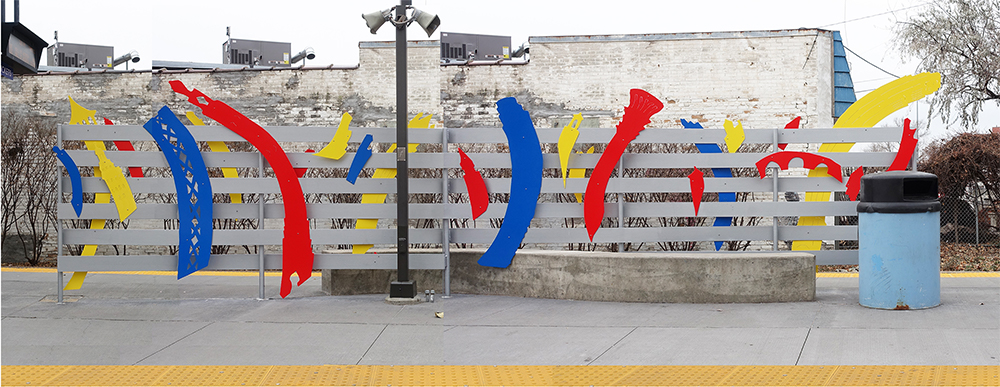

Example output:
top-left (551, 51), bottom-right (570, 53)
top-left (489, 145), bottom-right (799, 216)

top-left (323, 249), bottom-right (816, 303)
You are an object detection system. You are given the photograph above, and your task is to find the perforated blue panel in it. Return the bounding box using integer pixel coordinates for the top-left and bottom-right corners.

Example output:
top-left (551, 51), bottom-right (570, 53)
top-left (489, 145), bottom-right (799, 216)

top-left (142, 106), bottom-right (214, 279)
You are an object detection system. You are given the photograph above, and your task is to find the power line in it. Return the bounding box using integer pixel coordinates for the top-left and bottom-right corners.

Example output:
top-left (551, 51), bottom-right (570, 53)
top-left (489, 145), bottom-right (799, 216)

top-left (817, 2), bottom-right (931, 29)
top-left (843, 45), bottom-right (900, 79)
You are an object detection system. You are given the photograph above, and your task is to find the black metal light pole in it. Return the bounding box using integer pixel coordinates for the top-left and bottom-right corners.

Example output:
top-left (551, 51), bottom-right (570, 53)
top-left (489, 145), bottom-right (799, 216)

top-left (390, 0), bottom-right (414, 299)
top-left (364, 0), bottom-right (439, 299)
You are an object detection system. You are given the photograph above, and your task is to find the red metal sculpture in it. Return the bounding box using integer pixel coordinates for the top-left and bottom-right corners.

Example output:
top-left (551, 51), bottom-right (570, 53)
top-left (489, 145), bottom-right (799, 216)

top-left (170, 80), bottom-right (313, 298)
top-left (584, 89), bottom-right (663, 241)
top-left (457, 148), bottom-right (488, 220)
top-left (755, 151), bottom-right (843, 182)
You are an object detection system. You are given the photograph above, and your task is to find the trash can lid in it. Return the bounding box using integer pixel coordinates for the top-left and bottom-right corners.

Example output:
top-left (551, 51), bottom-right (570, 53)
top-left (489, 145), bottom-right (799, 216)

top-left (858, 171), bottom-right (941, 213)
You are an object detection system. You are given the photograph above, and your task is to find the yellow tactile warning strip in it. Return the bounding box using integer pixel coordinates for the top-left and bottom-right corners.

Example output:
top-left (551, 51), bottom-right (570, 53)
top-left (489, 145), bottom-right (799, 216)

top-left (5, 267), bottom-right (998, 278)
top-left (2, 365), bottom-right (997, 386)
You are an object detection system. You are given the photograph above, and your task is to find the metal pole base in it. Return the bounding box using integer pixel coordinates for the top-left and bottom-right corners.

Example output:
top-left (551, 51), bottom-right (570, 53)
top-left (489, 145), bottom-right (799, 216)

top-left (389, 281), bottom-right (417, 298)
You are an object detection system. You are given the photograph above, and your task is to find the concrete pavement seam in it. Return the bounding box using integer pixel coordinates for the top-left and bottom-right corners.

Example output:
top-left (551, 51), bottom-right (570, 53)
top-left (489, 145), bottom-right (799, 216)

top-left (131, 321), bottom-right (214, 365)
top-left (587, 326), bottom-right (638, 365)
top-left (794, 327), bottom-right (812, 365)
top-left (357, 324), bottom-right (389, 366)
top-left (356, 307), bottom-right (401, 365)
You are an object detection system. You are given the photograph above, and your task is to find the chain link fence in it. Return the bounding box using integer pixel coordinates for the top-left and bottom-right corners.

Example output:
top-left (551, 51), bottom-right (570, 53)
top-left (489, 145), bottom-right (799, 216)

top-left (941, 184), bottom-right (999, 245)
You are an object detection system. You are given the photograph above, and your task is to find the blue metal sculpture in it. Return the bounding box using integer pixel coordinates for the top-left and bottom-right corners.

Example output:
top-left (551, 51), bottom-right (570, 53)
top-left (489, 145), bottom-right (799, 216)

top-left (143, 106), bottom-right (214, 279)
top-left (52, 146), bottom-right (84, 217)
top-left (478, 98), bottom-right (542, 268)
top-left (682, 119), bottom-right (734, 251)
top-left (346, 134), bottom-right (374, 184)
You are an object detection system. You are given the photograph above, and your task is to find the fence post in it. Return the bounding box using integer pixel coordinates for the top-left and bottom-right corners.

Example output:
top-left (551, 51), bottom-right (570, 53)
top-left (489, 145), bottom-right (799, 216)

top-left (257, 153), bottom-right (266, 300)
top-left (57, 124), bottom-right (64, 304)
top-left (772, 127), bottom-right (779, 251)
top-left (617, 158), bottom-right (624, 252)
top-left (975, 185), bottom-right (981, 245)
top-left (442, 126), bottom-right (451, 297)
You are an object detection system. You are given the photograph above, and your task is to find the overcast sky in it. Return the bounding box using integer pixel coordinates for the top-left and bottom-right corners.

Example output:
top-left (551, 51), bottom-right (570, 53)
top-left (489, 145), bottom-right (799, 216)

top-left (7, 0), bottom-right (998, 139)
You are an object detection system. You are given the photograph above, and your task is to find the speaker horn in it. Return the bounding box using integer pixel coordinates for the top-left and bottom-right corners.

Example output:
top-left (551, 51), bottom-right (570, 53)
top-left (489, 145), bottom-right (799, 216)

top-left (362, 9), bottom-right (390, 34)
top-left (412, 9), bottom-right (441, 37)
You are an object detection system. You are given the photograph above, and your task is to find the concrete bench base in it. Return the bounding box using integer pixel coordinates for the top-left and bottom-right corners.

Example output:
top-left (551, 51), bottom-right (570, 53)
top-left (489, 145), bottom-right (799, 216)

top-left (323, 249), bottom-right (816, 303)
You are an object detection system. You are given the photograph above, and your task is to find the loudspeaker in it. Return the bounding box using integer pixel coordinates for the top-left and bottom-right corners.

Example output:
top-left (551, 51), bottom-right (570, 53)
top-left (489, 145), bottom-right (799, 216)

top-left (412, 9), bottom-right (441, 37)
top-left (362, 10), bottom-right (388, 34)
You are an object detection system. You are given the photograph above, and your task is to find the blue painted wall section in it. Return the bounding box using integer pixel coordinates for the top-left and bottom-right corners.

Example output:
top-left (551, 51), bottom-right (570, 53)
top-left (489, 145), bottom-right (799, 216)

top-left (833, 31), bottom-right (857, 118)
top-left (682, 119), bottom-right (733, 251)
top-left (478, 97), bottom-right (543, 268)
top-left (52, 146), bottom-right (84, 217)
top-left (143, 106), bottom-right (214, 279)
top-left (346, 134), bottom-right (374, 184)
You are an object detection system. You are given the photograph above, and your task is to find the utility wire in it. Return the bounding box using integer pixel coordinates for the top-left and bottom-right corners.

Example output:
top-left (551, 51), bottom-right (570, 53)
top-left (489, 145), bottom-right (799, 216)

top-left (817, 2), bottom-right (931, 28)
top-left (844, 45), bottom-right (900, 79)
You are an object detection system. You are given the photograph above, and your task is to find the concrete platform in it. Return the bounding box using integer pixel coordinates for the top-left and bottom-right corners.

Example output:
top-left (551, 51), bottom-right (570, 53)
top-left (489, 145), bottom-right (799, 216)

top-left (2, 269), bottom-right (997, 367)
top-left (324, 249), bottom-right (817, 303)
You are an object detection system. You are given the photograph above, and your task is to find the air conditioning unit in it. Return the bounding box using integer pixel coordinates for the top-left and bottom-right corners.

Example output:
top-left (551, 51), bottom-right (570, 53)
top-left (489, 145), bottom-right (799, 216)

top-left (47, 42), bottom-right (112, 68)
top-left (223, 38), bottom-right (291, 67)
top-left (440, 32), bottom-right (511, 61)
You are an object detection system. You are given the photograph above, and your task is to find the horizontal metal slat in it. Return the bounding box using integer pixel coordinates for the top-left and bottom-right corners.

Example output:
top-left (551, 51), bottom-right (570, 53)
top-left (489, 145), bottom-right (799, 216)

top-left (57, 253), bottom-right (445, 271)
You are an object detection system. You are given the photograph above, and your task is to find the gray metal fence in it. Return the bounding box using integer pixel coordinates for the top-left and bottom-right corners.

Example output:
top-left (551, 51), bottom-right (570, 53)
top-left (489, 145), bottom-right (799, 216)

top-left (56, 123), bottom-right (906, 298)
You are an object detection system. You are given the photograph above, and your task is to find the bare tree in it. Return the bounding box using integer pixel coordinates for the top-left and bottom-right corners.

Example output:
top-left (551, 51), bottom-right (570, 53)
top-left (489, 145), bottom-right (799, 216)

top-left (894, 0), bottom-right (1000, 129)
top-left (1, 111), bottom-right (59, 265)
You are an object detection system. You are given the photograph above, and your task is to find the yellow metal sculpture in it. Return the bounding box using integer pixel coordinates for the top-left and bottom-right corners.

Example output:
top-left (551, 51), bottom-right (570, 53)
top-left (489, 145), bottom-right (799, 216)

top-left (352, 113), bottom-right (429, 254)
top-left (793, 72), bottom-right (941, 251)
top-left (570, 146), bottom-right (596, 203)
top-left (314, 112), bottom-right (354, 160)
top-left (186, 112), bottom-right (242, 204)
top-left (94, 150), bottom-right (137, 220)
top-left (723, 119), bottom-right (745, 153)
top-left (558, 113), bottom-right (583, 187)
top-left (65, 97), bottom-right (108, 290)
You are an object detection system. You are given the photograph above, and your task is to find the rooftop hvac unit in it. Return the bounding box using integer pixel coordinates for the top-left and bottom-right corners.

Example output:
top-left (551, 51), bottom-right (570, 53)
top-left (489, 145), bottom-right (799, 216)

top-left (440, 32), bottom-right (510, 61)
top-left (223, 38), bottom-right (291, 67)
top-left (47, 42), bottom-right (112, 68)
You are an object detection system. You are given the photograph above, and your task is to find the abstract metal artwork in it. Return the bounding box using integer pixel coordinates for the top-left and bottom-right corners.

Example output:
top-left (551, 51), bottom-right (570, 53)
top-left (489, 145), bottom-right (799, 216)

top-left (683, 119), bottom-right (733, 251)
top-left (585, 89), bottom-right (663, 241)
top-left (558, 113), bottom-right (583, 187)
top-left (52, 146), bottom-right (83, 217)
top-left (477, 97), bottom-right (542, 268)
top-left (346, 134), bottom-right (374, 184)
top-left (755, 151), bottom-right (844, 183)
top-left (723, 119), bottom-right (745, 153)
top-left (569, 146), bottom-right (595, 203)
top-left (888, 118), bottom-right (917, 172)
top-left (186, 112), bottom-right (242, 203)
top-left (142, 107), bottom-right (214, 279)
top-left (54, 73), bottom-right (942, 292)
top-left (94, 149), bottom-right (137, 220)
top-left (169, 80), bottom-right (312, 297)
top-left (688, 168), bottom-right (705, 216)
top-left (458, 148), bottom-right (488, 220)
top-left (314, 112), bottom-right (354, 160)
top-left (846, 167), bottom-right (864, 201)
top-left (794, 72), bottom-right (941, 251)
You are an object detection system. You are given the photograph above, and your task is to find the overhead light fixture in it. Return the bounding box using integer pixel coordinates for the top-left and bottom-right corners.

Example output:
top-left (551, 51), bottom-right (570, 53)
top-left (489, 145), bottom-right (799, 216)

top-left (290, 47), bottom-right (315, 65)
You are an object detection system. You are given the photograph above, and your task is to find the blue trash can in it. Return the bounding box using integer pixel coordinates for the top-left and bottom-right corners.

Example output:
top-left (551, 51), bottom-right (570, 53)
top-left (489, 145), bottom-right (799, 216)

top-left (857, 171), bottom-right (941, 310)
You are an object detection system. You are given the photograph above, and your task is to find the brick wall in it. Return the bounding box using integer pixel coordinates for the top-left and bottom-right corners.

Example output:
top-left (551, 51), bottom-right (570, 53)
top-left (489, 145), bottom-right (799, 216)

top-left (2, 29), bottom-right (834, 130)
top-left (1, 29), bottom-right (836, 260)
